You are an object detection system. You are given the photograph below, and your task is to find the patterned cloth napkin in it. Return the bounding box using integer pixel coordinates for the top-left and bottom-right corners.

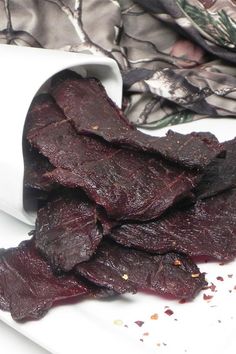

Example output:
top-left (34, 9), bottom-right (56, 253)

top-left (1, 0), bottom-right (236, 129)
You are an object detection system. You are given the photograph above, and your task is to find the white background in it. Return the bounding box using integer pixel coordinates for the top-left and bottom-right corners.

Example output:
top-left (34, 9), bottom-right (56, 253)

top-left (0, 321), bottom-right (50, 353)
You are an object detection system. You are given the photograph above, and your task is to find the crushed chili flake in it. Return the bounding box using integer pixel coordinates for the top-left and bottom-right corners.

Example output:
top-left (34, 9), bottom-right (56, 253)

top-left (150, 313), bottom-right (158, 320)
top-left (204, 282), bottom-right (216, 292)
top-left (156, 343), bottom-right (161, 347)
top-left (135, 320), bottom-right (144, 327)
top-left (164, 309), bottom-right (174, 316)
top-left (216, 276), bottom-right (224, 281)
top-left (233, 285), bottom-right (236, 290)
top-left (203, 293), bottom-right (213, 301)
top-left (143, 332), bottom-right (149, 336)
top-left (179, 299), bottom-right (186, 304)
top-left (173, 259), bottom-right (182, 266)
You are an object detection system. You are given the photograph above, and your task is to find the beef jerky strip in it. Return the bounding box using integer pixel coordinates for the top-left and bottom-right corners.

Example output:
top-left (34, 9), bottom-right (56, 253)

top-left (196, 138), bottom-right (236, 199)
top-left (51, 73), bottom-right (224, 169)
top-left (28, 120), bottom-right (200, 221)
top-left (24, 148), bottom-right (54, 192)
top-left (23, 94), bottom-right (65, 192)
top-left (110, 189), bottom-right (236, 261)
top-left (35, 192), bottom-right (103, 271)
top-left (24, 93), bottom-right (65, 140)
top-left (75, 239), bottom-right (206, 300)
top-left (0, 240), bottom-right (111, 322)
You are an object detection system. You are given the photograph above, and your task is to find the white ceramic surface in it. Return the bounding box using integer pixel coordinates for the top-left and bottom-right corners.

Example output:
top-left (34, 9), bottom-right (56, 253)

top-left (0, 44), bottom-right (122, 226)
top-left (0, 118), bottom-right (236, 354)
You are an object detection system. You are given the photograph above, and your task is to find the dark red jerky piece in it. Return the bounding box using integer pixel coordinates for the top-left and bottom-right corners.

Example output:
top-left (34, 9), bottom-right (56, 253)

top-left (110, 189), bottom-right (236, 261)
top-left (75, 240), bottom-right (206, 300)
top-left (24, 94), bottom-right (65, 140)
top-left (196, 138), bottom-right (236, 199)
top-left (51, 73), bottom-right (224, 169)
top-left (24, 148), bottom-right (54, 192)
top-left (29, 120), bottom-right (200, 221)
top-left (35, 192), bottom-right (102, 271)
top-left (0, 240), bottom-right (99, 321)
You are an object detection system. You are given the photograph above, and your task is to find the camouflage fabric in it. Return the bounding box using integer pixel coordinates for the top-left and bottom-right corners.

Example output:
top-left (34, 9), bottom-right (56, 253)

top-left (1, 0), bottom-right (236, 128)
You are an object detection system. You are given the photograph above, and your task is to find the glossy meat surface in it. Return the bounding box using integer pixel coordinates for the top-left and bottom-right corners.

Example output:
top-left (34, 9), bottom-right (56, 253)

top-left (110, 189), bottom-right (236, 260)
top-left (196, 138), bottom-right (236, 199)
top-left (0, 240), bottom-right (96, 321)
top-left (35, 192), bottom-right (102, 271)
top-left (51, 74), bottom-right (224, 169)
top-left (76, 240), bottom-right (206, 299)
top-left (29, 120), bottom-right (200, 221)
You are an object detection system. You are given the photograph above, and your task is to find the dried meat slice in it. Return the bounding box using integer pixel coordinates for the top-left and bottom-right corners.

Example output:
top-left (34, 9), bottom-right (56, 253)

top-left (28, 120), bottom-right (200, 221)
top-left (0, 240), bottom-right (106, 321)
top-left (110, 189), bottom-right (236, 261)
top-left (24, 94), bottom-right (65, 140)
top-left (75, 239), bottom-right (206, 300)
top-left (35, 192), bottom-right (102, 271)
top-left (24, 148), bottom-right (54, 192)
top-left (196, 138), bottom-right (236, 199)
top-left (51, 74), bottom-right (224, 169)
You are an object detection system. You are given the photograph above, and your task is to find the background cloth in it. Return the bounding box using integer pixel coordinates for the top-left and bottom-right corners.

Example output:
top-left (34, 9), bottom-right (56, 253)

top-left (1, 0), bottom-right (236, 129)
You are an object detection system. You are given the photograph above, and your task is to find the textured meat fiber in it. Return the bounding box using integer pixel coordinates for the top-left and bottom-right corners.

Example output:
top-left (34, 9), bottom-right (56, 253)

top-left (24, 94), bottom-right (65, 140)
top-left (76, 240), bottom-right (206, 300)
top-left (35, 192), bottom-right (102, 271)
top-left (0, 240), bottom-right (100, 321)
top-left (110, 189), bottom-right (236, 261)
top-left (24, 148), bottom-right (54, 192)
top-left (196, 138), bottom-right (236, 199)
top-left (28, 120), bottom-right (200, 221)
top-left (51, 74), bottom-right (224, 169)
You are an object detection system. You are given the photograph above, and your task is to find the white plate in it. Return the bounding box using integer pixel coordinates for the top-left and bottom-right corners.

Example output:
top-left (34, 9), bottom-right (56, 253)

top-left (0, 118), bottom-right (236, 354)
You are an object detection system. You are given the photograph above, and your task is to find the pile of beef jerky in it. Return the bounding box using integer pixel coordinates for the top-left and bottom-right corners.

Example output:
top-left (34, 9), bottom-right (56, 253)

top-left (1, 71), bottom-right (236, 322)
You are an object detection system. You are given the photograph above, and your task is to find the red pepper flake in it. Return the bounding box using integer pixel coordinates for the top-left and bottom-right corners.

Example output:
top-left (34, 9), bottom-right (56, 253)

top-left (203, 293), bottom-right (213, 301)
top-left (165, 309), bottom-right (174, 316)
top-left (216, 276), bottom-right (224, 281)
top-left (173, 259), bottom-right (182, 266)
top-left (135, 320), bottom-right (144, 327)
top-left (143, 332), bottom-right (149, 336)
top-left (234, 285), bottom-right (236, 290)
top-left (204, 282), bottom-right (216, 292)
top-left (228, 274), bottom-right (233, 278)
top-left (210, 283), bottom-right (217, 292)
top-left (150, 313), bottom-right (158, 320)
top-left (179, 299), bottom-right (186, 304)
